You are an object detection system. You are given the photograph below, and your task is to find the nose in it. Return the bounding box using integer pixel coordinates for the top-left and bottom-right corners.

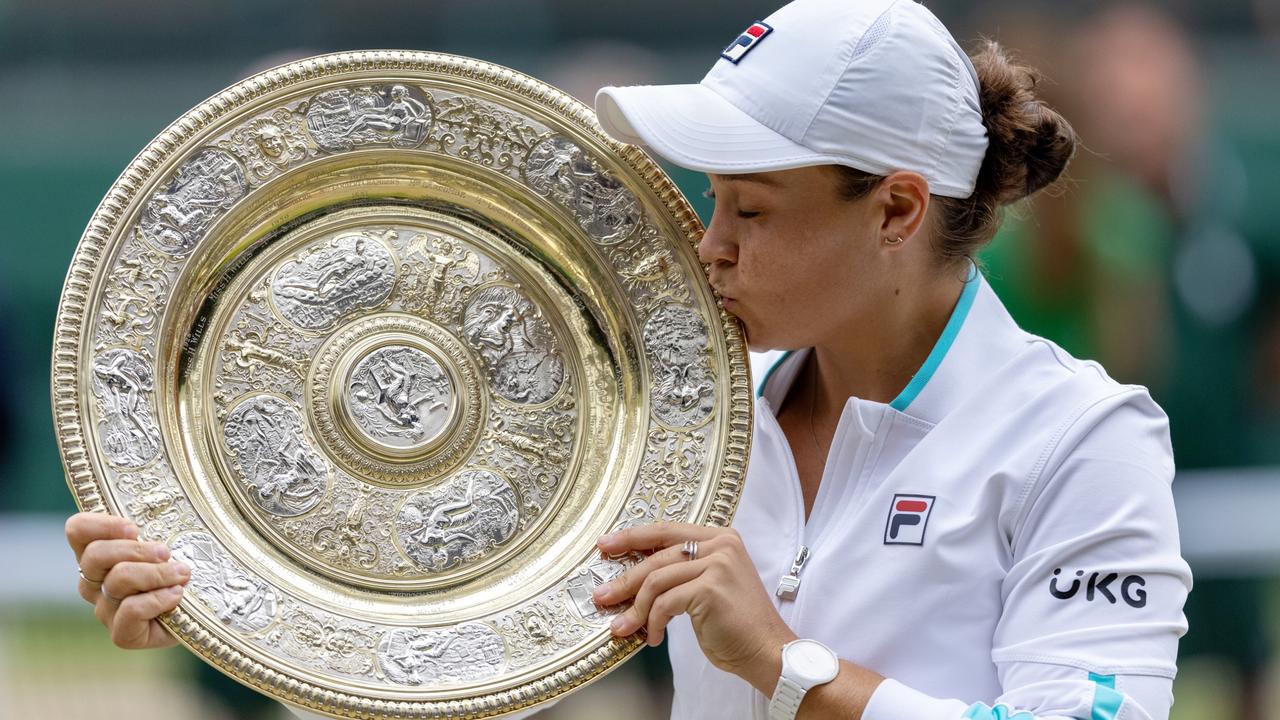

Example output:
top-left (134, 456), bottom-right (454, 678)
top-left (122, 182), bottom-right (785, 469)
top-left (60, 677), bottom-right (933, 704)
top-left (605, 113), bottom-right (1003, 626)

top-left (696, 206), bottom-right (738, 266)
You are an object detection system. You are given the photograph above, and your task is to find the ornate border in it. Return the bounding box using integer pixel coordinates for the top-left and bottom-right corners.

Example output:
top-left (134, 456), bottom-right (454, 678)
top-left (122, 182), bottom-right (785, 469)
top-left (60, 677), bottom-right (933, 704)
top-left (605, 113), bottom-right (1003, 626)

top-left (51, 50), bottom-right (752, 718)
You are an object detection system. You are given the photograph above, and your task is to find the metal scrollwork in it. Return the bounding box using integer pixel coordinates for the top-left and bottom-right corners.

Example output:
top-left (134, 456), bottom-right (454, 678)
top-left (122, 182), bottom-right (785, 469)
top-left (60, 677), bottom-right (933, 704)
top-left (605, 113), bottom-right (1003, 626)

top-left (219, 108), bottom-right (314, 185)
top-left (265, 600), bottom-right (379, 678)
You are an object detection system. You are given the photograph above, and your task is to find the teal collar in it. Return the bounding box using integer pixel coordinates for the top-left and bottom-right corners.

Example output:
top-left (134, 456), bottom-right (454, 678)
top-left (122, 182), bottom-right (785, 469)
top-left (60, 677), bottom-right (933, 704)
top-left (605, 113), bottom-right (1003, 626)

top-left (888, 260), bottom-right (981, 411)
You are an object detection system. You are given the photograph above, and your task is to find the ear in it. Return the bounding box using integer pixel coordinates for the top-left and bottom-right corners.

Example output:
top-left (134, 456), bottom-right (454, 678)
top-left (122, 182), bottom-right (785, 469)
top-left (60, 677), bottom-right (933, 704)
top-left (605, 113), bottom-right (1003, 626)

top-left (874, 171), bottom-right (931, 248)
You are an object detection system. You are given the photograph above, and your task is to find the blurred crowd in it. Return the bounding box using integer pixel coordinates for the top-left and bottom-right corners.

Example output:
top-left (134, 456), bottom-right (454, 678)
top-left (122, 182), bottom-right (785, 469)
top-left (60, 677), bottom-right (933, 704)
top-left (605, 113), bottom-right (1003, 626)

top-left (1, 1), bottom-right (1277, 718)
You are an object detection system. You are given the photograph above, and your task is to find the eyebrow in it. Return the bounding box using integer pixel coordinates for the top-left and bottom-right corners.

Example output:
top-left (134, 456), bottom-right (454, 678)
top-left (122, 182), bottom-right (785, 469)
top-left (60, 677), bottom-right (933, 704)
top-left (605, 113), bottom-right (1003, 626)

top-left (710, 172), bottom-right (783, 188)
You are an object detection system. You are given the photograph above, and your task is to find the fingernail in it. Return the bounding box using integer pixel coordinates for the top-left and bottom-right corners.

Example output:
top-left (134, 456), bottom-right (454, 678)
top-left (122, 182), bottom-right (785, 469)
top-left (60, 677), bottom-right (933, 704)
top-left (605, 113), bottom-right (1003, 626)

top-left (598, 532), bottom-right (617, 545)
top-left (167, 585), bottom-right (183, 597)
top-left (125, 523), bottom-right (139, 538)
top-left (172, 561), bottom-right (190, 578)
top-left (592, 584), bottom-right (611, 600)
top-left (152, 544), bottom-right (170, 561)
top-left (611, 615), bottom-right (627, 632)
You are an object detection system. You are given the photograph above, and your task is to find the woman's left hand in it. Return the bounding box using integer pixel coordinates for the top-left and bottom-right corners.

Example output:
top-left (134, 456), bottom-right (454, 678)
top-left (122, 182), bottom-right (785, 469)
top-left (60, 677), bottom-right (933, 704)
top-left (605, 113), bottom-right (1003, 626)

top-left (592, 522), bottom-right (797, 686)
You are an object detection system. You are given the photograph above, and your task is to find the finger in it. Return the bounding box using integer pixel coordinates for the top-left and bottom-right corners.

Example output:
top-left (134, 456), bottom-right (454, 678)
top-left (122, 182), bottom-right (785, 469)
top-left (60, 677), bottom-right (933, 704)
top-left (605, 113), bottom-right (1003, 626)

top-left (79, 539), bottom-right (171, 589)
top-left (596, 521), bottom-right (725, 554)
top-left (102, 560), bottom-right (191, 602)
top-left (594, 540), bottom-right (703, 606)
top-left (110, 584), bottom-right (184, 649)
top-left (644, 580), bottom-right (701, 647)
top-left (66, 513), bottom-right (138, 562)
top-left (612, 557), bottom-right (708, 641)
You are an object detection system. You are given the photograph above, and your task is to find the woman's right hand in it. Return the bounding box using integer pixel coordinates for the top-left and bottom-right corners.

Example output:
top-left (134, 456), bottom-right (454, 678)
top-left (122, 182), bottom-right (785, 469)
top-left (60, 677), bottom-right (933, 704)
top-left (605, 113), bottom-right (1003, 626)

top-left (65, 511), bottom-right (191, 649)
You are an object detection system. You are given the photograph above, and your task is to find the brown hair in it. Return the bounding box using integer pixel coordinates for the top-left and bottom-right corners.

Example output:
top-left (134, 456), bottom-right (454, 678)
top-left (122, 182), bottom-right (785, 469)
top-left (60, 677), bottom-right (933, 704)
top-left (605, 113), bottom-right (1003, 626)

top-left (833, 39), bottom-right (1078, 268)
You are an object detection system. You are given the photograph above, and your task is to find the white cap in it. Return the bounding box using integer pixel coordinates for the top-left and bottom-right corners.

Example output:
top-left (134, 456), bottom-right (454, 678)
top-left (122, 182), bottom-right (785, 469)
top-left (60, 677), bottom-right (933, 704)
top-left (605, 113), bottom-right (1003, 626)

top-left (594, 0), bottom-right (989, 199)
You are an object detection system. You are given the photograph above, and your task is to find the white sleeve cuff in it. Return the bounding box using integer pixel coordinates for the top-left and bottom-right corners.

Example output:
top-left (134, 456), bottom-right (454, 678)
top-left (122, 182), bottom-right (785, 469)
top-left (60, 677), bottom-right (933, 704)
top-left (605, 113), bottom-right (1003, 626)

top-left (861, 678), bottom-right (973, 720)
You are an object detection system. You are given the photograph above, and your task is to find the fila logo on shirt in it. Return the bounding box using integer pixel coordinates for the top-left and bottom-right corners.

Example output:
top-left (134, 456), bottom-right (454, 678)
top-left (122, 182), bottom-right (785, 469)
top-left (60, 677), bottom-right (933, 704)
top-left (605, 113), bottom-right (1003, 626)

top-left (883, 494), bottom-right (935, 546)
top-left (721, 21), bottom-right (773, 64)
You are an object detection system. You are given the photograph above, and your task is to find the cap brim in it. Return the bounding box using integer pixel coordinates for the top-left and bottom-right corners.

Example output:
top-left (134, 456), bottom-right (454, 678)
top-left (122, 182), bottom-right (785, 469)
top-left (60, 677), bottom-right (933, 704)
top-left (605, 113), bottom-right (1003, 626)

top-left (594, 83), bottom-right (832, 174)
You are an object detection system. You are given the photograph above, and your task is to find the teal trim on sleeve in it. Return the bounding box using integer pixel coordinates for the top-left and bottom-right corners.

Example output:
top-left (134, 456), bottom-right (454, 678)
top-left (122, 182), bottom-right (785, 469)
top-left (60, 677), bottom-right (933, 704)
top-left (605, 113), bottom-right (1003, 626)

top-left (1088, 673), bottom-right (1123, 720)
top-left (962, 701), bottom-right (1034, 720)
top-left (889, 262), bottom-right (981, 412)
top-left (756, 350), bottom-right (794, 399)
top-left (1087, 672), bottom-right (1116, 689)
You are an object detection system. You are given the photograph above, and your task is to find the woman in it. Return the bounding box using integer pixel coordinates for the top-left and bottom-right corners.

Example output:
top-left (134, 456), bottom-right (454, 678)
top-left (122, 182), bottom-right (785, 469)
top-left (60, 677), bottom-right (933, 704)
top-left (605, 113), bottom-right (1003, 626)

top-left (64, 0), bottom-right (1192, 718)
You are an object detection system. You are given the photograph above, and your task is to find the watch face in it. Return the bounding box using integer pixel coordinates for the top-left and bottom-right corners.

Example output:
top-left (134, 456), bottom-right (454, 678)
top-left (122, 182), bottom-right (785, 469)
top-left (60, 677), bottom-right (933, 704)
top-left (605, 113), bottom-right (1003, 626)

top-left (784, 639), bottom-right (839, 684)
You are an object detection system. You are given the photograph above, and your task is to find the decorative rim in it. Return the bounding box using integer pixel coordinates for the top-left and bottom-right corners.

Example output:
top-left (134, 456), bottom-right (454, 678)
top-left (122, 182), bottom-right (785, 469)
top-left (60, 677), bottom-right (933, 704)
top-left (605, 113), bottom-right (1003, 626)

top-left (51, 49), bottom-right (753, 718)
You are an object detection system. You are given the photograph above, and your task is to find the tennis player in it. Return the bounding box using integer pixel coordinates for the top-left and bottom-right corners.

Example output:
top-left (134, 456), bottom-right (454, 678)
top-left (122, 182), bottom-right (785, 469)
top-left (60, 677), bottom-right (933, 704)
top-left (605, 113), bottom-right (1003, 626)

top-left (64, 0), bottom-right (1192, 718)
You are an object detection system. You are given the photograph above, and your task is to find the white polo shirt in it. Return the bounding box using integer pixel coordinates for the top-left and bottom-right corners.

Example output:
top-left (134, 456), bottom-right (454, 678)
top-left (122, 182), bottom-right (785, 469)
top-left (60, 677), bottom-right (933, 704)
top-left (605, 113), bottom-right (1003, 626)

top-left (289, 266), bottom-right (1191, 720)
top-left (664, 267), bottom-right (1192, 720)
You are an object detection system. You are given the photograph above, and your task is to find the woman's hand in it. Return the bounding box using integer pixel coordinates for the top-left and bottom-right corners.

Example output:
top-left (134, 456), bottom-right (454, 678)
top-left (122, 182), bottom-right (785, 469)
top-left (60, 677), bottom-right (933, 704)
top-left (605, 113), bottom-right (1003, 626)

top-left (65, 512), bottom-right (191, 650)
top-left (592, 522), bottom-right (797, 689)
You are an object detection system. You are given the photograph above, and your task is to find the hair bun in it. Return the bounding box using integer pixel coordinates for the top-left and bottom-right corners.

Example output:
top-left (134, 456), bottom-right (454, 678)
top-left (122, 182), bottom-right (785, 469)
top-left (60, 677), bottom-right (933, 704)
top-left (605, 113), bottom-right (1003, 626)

top-left (971, 40), bottom-right (1077, 205)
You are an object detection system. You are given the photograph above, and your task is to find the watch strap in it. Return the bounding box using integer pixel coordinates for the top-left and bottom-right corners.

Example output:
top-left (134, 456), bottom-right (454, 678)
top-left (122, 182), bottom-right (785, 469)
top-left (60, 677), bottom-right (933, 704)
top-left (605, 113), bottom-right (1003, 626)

top-left (768, 674), bottom-right (806, 720)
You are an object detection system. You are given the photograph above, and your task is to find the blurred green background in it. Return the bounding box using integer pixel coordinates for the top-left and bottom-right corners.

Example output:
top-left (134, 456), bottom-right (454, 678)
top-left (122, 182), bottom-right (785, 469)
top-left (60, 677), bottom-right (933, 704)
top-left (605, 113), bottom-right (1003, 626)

top-left (2, 0), bottom-right (1279, 718)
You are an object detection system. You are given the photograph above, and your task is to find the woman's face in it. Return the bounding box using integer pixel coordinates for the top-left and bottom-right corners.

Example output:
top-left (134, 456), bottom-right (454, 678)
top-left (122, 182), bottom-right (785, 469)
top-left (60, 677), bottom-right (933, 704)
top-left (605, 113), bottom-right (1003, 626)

top-left (698, 165), bottom-right (892, 352)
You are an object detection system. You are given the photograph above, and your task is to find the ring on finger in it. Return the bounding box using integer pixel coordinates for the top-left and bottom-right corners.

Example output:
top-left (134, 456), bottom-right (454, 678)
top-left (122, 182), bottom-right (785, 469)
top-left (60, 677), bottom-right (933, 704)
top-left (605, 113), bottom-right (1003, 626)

top-left (681, 539), bottom-right (699, 562)
top-left (78, 567), bottom-right (104, 587)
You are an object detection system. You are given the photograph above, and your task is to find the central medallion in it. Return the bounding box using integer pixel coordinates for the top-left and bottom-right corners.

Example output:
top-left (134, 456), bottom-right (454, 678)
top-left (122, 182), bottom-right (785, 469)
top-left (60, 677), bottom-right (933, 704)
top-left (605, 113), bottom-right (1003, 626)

top-left (310, 313), bottom-right (485, 487)
top-left (347, 344), bottom-right (456, 451)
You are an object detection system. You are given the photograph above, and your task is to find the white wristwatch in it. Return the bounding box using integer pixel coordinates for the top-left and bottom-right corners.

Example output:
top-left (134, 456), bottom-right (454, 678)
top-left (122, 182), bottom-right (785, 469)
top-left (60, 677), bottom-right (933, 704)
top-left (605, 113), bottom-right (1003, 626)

top-left (767, 638), bottom-right (840, 720)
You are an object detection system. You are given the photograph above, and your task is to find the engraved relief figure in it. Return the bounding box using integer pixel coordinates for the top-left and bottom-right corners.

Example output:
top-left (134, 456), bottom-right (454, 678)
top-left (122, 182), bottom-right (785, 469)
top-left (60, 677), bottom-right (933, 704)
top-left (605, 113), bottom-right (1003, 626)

top-left (305, 84), bottom-right (432, 152)
top-left (349, 346), bottom-right (454, 447)
top-left (224, 322), bottom-right (306, 382)
top-left (223, 396), bottom-right (328, 517)
top-left (377, 623), bottom-right (504, 686)
top-left (170, 532), bottom-right (277, 633)
top-left (271, 233), bottom-right (396, 331)
top-left (643, 304), bottom-right (715, 427)
top-left (463, 285), bottom-right (564, 404)
top-left (398, 232), bottom-right (483, 323)
top-left (139, 148), bottom-right (247, 255)
top-left (220, 109), bottom-right (311, 184)
top-left (395, 469), bottom-right (519, 573)
top-left (565, 550), bottom-right (646, 621)
top-left (91, 348), bottom-right (162, 468)
top-left (523, 135), bottom-right (641, 244)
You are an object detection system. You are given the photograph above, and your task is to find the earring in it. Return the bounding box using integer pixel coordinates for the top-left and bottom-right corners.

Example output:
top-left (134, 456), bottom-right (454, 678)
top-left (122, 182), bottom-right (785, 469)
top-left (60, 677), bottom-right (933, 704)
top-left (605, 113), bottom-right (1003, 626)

top-left (884, 236), bottom-right (903, 245)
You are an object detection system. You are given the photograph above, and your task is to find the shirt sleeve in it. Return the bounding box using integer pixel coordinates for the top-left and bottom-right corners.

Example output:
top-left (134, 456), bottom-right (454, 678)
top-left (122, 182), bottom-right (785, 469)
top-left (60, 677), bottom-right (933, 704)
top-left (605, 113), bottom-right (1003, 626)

top-left (861, 391), bottom-right (1193, 720)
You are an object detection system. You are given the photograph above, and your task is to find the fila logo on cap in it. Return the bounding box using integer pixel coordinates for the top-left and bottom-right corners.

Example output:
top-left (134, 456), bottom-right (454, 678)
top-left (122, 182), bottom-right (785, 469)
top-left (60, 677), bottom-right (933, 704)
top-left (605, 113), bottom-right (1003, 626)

top-left (720, 21), bottom-right (773, 64)
top-left (883, 494), bottom-right (935, 546)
